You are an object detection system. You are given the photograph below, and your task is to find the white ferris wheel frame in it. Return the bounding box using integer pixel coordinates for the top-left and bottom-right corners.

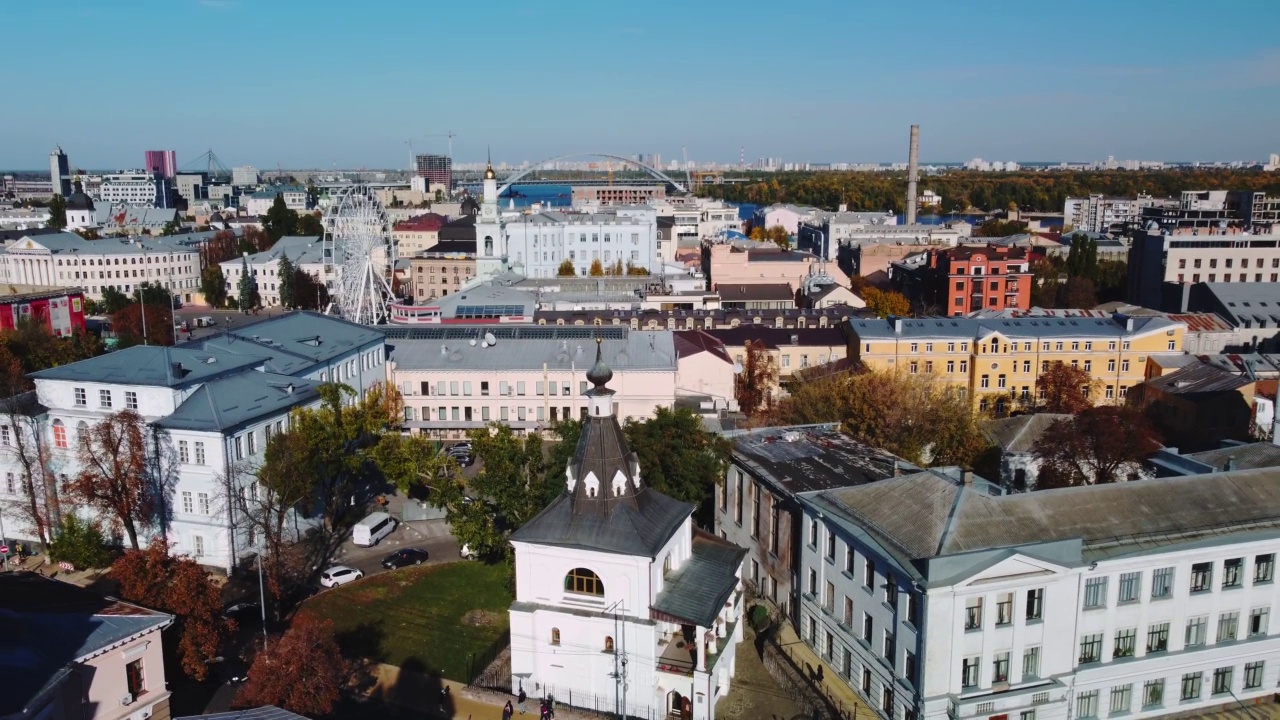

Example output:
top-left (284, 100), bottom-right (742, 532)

top-left (321, 185), bottom-right (397, 325)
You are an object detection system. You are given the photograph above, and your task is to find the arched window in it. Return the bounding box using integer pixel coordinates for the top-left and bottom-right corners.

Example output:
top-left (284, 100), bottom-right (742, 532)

top-left (484, 236), bottom-right (494, 256)
top-left (77, 421), bottom-right (88, 447)
top-left (52, 420), bottom-right (67, 449)
top-left (564, 567), bottom-right (604, 596)
top-left (604, 636), bottom-right (614, 653)
top-left (550, 628), bottom-right (561, 646)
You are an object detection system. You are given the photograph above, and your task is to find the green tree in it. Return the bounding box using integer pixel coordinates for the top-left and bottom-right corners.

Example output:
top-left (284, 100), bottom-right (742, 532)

top-left (277, 256), bottom-right (297, 308)
top-left (160, 218), bottom-right (182, 236)
top-left (132, 281), bottom-right (173, 309)
top-left (296, 212), bottom-right (324, 237)
top-left (262, 194), bottom-right (299, 242)
top-left (556, 259), bottom-right (576, 277)
top-left (47, 194), bottom-right (67, 230)
top-left (370, 431), bottom-right (451, 496)
top-left (201, 265), bottom-right (228, 308)
top-left (48, 514), bottom-right (116, 570)
top-left (237, 256), bottom-right (259, 311)
top-left (238, 430), bottom-right (320, 604)
top-left (623, 407), bottom-right (732, 528)
top-left (100, 287), bottom-right (131, 315)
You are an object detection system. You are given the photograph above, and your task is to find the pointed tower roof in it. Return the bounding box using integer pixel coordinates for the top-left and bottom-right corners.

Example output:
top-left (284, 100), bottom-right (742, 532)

top-left (509, 338), bottom-right (694, 556)
top-left (484, 146), bottom-right (496, 180)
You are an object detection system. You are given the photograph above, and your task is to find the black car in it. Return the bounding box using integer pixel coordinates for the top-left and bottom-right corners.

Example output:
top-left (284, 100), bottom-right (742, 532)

top-left (222, 597), bottom-right (262, 623)
top-left (381, 548), bottom-right (429, 569)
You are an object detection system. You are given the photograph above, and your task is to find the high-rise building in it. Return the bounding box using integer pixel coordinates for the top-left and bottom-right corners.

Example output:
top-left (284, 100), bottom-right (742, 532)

top-left (144, 150), bottom-right (177, 179)
top-left (232, 165), bottom-right (259, 186)
top-left (49, 145), bottom-right (71, 196)
top-left (413, 154), bottom-right (452, 187)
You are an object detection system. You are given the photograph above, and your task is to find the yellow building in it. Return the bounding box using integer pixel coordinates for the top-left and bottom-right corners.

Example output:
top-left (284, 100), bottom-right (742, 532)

top-left (845, 315), bottom-right (1187, 412)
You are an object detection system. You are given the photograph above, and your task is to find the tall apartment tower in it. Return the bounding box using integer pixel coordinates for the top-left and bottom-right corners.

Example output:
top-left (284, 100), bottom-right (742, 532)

top-left (144, 150), bottom-right (177, 179)
top-left (906, 124), bottom-right (920, 225)
top-left (49, 145), bottom-right (71, 196)
top-left (413, 154), bottom-right (453, 187)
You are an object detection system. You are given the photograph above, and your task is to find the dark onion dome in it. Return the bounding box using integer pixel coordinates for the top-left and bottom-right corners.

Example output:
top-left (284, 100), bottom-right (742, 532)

top-left (209, 212), bottom-right (225, 224)
top-left (586, 338), bottom-right (613, 388)
top-left (65, 180), bottom-right (94, 211)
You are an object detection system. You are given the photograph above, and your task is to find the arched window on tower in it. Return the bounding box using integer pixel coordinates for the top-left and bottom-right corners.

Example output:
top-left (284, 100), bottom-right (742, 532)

top-left (52, 420), bottom-right (67, 449)
top-left (550, 628), bottom-right (561, 645)
top-left (604, 636), bottom-right (614, 653)
top-left (564, 567), bottom-right (604, 597)
top-left (484, 236), bottom-right (494, 256)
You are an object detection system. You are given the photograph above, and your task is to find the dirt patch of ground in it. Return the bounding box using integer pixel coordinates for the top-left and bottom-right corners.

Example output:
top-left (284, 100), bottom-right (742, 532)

top-left (462, 609), bottom-right (500, 626)
top-left (715, 626), bottom-right (805, 720)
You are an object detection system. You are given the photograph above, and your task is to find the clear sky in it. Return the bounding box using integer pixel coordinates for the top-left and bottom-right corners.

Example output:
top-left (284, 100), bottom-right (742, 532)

top-left (3, 0), bottom-right (1278, 170)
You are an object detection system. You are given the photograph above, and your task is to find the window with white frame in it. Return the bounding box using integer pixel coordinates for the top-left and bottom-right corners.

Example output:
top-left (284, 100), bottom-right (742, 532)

top-left (1110, 685), bottom-right (1132, 714)
top-left (99, 389), bottom-right (112, 408)
top-left (1118, 571), bottom-right (1141, 602)
top-left (1249, 607), bottom-right (1269, 636)
top-left (1075, 690), bottom-right (1098, 719)
top-left (194, 441), bottom-right (205, 465)
top-left (178, 440), bottom-right (189, 463)
top-left (961, 657), bottom-right (979, 688)
top-left (125, 391), bottom-right (137, 410)
top-left (1218, 611), bottom-right (1239, 642)
top-left (1185, 616), bottom-right (1208, 647)
top-left (1152, 566), bottom-right (1174, 597)
top-left (1022, 646), bottom-right (1040, 678)
top-left (1257, 553), bottom-right (1276, 583)
top-left (198, 493), bottom-right (210, 515)
top-left (181, 491), bottom-right (192, 513)
top-left (1083, 577), bottom-right (1107, 608)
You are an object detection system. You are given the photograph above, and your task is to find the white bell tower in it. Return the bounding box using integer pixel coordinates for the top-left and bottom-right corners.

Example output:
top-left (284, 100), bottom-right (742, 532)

top-left (475, 148), bottom-right (505, 280)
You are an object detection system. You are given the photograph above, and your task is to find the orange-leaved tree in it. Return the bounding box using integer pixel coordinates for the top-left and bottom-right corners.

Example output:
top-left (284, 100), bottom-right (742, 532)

top-left (234, 613), bottom-right (348, 716)
top-left (66, 410), bottom-right (154, 549)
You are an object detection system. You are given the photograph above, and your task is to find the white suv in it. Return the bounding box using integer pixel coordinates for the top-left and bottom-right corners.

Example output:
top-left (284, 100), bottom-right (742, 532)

top-left (319, 565), bottom-right (363, 588)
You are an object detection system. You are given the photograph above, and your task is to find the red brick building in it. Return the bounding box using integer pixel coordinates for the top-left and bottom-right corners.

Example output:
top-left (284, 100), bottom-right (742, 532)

top-left (937, 245), bottom-right (1032, 315)
top-left (0, 285), bottom-right (87, 336)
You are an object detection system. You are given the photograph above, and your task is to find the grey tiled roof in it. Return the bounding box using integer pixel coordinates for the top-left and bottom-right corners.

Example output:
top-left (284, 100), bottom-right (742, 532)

top-left (981, 413), bottom-right (1071, 454)
top-left (0, 573), bottom-right (172, 716)
top-left (30, 345), bottom-right (266, 387)
top-left (510, 486), bottom-right (694, 557)
top-left (652, 530), bottom-right (747, 627)
top-left (5, 230), bottom-right (210, 256)
top-left (177, 707), bottom-right (310, 720)
top-left (813, 467), bottom-right (1280, 564)
top-left (225, 235), bottom-right (324, 266)
top-left (155, 372), bottom-right (322, 433)
top-left (847, 314), bottom-right (1181, 341)
top-left (1185, 442), bottom-right (1280, 472)
top-left (1143, 363), bottom-right (1253, 395)
top-left (730, 424), bottom-right (914, 494)
top-left (388, 331), bottom-right (675, 373)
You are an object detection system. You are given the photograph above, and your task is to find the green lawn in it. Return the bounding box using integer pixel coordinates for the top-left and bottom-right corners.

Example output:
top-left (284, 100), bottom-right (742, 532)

top-left (303, 562), bottom-right (512, 681)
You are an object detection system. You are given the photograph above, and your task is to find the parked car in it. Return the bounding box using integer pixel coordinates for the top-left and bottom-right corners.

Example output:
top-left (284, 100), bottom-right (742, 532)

top-left (222, 597), bottom-right (262, 622)
top-left (460, 544), bottom-right (477, 560)
top-left (448, 440), bottom-right (472, 451)
top-left (381, 548), bottom-right (429, 569)
top-left (319, 565), bottom-right (363, 588)
top-left (449, 452), bottom-right (475, 468)
top-left (351, 511), bottom-right (397, 547)
top-left (194, 315), bottom-right (216, 328)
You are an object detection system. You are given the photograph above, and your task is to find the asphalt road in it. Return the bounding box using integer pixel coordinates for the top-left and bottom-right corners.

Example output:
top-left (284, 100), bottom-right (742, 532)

top-left (172, 307), bottom-right (290, 343)
top-left (325, 517), bottom-right (462, 579)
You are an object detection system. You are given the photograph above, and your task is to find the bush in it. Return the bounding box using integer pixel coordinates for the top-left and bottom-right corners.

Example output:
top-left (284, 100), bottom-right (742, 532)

top-left (49, 514), bottom-right (116, 570)
top-left (749, 604), bottom-right (770, 631)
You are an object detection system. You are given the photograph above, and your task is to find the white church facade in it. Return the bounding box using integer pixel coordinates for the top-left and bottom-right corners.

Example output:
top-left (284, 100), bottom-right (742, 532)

top-left (508, 341), bottom-right (746, 720)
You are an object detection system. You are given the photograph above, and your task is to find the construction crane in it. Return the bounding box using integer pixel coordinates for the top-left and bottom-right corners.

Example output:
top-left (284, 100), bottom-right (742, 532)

top-left (422, 131), bottom-right (457, 158)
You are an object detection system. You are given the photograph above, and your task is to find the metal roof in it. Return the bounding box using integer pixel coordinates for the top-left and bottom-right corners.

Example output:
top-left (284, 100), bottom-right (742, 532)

top-left (177, 707), bottom-right (311, 720)
top-left (981, 413), bottom-right (1071, 454)
top-left (155, 372), bottom-right (322, 433)
top-left (1185, 442), bottom-right (1280, 473)
top-left (381, 325), bottom-right (627, 341)
top-left (651, 530), bottom-right (747, 627)
top-left (511, 483), bottom-right (694, 558)
top-left (388, 331), bottom-right (674, 373)
top-left (30, 345), bottom-right (266, 387)
top-left (731, 424), bottom-right (914, 495)
top-left (1143, 363), bottom-right (1254, 395)
top-left (848, 315), bottom-right (1182, 341)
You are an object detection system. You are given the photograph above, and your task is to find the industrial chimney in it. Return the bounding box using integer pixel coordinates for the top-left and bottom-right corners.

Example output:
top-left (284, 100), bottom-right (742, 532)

top-left (905, 124), bottom-right (920, 225)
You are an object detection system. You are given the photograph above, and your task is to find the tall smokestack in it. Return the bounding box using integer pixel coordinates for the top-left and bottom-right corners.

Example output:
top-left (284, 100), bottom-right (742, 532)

top-left (906, 124), bottom-right (920, 225)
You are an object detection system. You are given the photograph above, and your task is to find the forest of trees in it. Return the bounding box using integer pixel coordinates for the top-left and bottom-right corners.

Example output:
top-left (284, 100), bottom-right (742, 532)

top-left (696, 169), bottom-right (1280, 215)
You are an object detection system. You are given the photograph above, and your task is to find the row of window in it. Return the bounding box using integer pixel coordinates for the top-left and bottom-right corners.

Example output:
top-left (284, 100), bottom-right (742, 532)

top-left (963, 589), bottom-right (1045, 631)
top-left (1178, 256), bottom-right (1279, 270)
top-left (803, 615), bottom-right (917, 720)
top-left (54, 254), bottom-right (195, 266)
top-left (1081, 555), bottom-right (1274, 609)
top-left (72, 387), bottom-right (139, 411)
top-left (1077, 608), bottom-right (1270, 664)
top-left (1075, 662), bottom-right (1266, 718)
top-left (408, 379), bottom-right (591, 398)
top-left (179, 490), bottom-right (212, 515)
top-left (890, 339), bottom-right (1146, 356)
top-left (525, 232), bottom-right (643, 246)
top-left (808, 519), bottom-right (921, 623)
top-left (405, 404), bottom-right (585, 424)
top-left (64, 267), bottom-right (193, 281)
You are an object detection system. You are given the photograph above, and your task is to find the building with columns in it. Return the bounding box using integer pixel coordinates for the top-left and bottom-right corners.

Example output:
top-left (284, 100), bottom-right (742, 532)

top-left (0, 232), bottom-right (203, 303)
top-left (508, 342), bottom-right (747, 720)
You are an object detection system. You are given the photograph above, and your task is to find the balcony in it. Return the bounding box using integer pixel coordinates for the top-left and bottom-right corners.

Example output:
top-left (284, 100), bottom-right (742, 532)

top-left (948, 679), bottom-right (1065, 720)
top-left (655, 617), bottom-right (738, 677)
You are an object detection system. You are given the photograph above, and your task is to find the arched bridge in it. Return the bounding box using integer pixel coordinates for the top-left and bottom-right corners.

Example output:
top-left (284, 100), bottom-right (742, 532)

top-left (497, 153), bottom-right (688, 195)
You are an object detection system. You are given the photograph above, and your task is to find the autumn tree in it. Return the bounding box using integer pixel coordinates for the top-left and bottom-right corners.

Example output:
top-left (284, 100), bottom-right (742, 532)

top-left (111, 300), bottom-right (174, 347)
top-left (235, 431), bottom-right (317, 603)
top-left (623, 407), bottom-right (732, 528)
top-left (111, 540), bottom-right (232, 680)
top-left (556, 259), bottom-right (576, 277)
top-left (588, 259), bottom-right (605, 276)
top-left (0, 318), bottom-right (102, 373)
top-left (1037, 361), bottom-right (1101, 414)
top-left (750, 225), bottom-right (790, 248)
top-left (201, 265), bottom-right (228, 308)
top-left (234, 613), bottom-right (348, 716)
top-left (66, 410), bottom-right (154, 549)
top-left (861, 286), bottom-right (912, 318)
top-left (773, 369), bottom-right (989, 467)
top-left (1032, 407), bottom-right (1161, 488)
top-left (734, 340), bottom-right (777, 417)
top-left (0, 346), bottom-right (56, 544)
top-left (200, 229), bottom-right (240, 267)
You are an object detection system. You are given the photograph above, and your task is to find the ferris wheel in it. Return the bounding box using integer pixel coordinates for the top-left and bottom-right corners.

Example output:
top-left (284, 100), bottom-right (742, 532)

top-left (322, 186), bottom-right (396, 325)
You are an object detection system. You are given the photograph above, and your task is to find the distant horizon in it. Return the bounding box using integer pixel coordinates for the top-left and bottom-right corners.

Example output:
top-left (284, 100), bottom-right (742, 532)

top-left (3, 0), bottom-right (1277, 169)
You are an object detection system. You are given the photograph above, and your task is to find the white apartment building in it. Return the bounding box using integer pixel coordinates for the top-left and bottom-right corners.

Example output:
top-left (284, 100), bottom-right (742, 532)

top-left (752, 204), bottom-right (822, 236)
top-left (232, 165), bottom-right (260, 186)
top-left (793, 468), bottom-right (1280, 720)
top-left (1063, 195), bottom-right (1176, 234)
top-left (98, 172), bottom-right (163, 208)
top-left (220, 236), bottom-right (325, 307)
top-left (0, 231), bottom-right (202, 303)
top-left (0, 313), bottom-right (387, 570)
top-left (483, 205), bottom-right (660, 280)
top-left (387, 326), bottom-right (677, 440)
top-left (245, 187), bottom-right (310, 216)
top-left (650, 197), bottom-right (742, 262)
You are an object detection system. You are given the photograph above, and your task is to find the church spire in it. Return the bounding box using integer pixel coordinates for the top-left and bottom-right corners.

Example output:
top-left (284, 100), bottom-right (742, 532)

top-left (566, 337), bottom-right (643, 512)
top-left (484, 146), bottom-right (496, 180)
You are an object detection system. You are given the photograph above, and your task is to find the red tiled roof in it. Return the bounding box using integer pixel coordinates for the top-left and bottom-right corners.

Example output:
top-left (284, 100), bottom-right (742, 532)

top-left (1166, 313), bottom-right (1233, 333)
top-left (394, 213), bottom-right (446, 232)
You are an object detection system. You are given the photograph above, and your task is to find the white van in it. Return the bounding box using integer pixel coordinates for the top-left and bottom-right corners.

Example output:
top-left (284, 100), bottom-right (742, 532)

top-left (352, 511), bottom-right (397, 547)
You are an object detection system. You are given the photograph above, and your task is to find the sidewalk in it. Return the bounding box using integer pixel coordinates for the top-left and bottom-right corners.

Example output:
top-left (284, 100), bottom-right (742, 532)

top-left (770, 619), bottom-right (878, 720)
top-left (367, 664), bottom-right (611, 720)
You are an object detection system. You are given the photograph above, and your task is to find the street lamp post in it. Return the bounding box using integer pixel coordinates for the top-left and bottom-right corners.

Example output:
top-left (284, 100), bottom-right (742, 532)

top-left (256, 542), bottom-right (269, 651)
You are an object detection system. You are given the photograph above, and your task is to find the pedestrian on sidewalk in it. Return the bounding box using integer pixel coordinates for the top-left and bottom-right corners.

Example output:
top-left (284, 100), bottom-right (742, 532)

top-left (503, 700), bottom-right (514, 720)
top-left (517, 688), bottom-right (527, 714)
top-left (439, 685), bottom-right (450, 714)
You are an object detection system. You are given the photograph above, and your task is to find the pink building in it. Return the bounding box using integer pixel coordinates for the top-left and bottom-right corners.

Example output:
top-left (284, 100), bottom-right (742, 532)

top-left (704, 243), bottom-right (819, 292)
top-left (4, 572), bottom-right (173, 720)
top-left (144, 150), bottom-right (177, 179)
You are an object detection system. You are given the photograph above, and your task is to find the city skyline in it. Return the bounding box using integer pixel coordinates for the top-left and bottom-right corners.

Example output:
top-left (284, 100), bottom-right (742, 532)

top-left (2, 0), bottom-right (1278, 170)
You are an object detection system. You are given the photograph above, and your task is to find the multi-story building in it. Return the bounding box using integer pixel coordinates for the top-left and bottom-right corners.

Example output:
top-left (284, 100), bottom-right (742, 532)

top-left (0, 313), bottom-right (386, 568)
top-left (571, 184), bottom-right (666, 205)
top-left (0, 231), bottom-right (203, 303)
top-left (0, 285), bottom-right (86, 336)
top-left (98, 172), bottom-right (165, 208)
top-left (387, 326), bottom-right (677, 439)
top-left (413, 153), bottom-right (452, 187)
top-left (1136, 190), bottom-right (1280, 233)
top-left (1228, 191), bottom-right (1280, 231)
top-left (49, 146), bottom-right (71, 197)
top-left (1127, 231), bottom-right (1280, 310)
top-left (795, 466), bottom-right (1280, 720)
top-left (232, 165), bottom-right (260, 186)
top-left (245, 186), bottom-right (310, 216)
top-left (1063, 194), bottom-right (1176, 233)
top-left (534, 306), bottom-right (859, 332)
top-left (752, 203), bottom-right (821, 236)
top-left (143, 150), bottom-right (177, 179)
top-left (845, 314), bottom-right (1187, 413)
top-left (406, 241), bottom-right (476, 301)
top-left (715, 424), bottom-right (914, 622)
top-left (703, 243), bottom-right (821, 291)
top-left (894, 246), bottom-right (1032, 316)
top-left (795, 211), bottom-right (901, 261)
top-left (219, 236), bottom-right (326, 308)
top-left (4, 573), bottom-right (174, 720)
top-left (701, 326), bottom-right (847, 400)
top-left (393, 213), bottom-right (447, 255)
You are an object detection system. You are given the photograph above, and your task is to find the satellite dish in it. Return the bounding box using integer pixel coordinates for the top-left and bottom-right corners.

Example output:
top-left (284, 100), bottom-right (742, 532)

top-left (484, 332), bottom-right (497, 346)
top-left (469, 339), bottom-right (477, 346)
top-left (733, 362), bottom-right (744, 375)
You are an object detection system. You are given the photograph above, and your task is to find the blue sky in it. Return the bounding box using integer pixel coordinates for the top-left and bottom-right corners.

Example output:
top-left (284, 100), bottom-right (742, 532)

top-left (3, 0), bottom-right (1278, 170)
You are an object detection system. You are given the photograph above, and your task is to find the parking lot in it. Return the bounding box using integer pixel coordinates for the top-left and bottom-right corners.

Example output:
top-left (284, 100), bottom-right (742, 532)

top-left (172, 307), bottom-right (289, 343)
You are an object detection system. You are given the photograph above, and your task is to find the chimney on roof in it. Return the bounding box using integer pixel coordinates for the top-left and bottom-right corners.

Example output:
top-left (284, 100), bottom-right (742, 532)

top-left (960, 469), bottom-right (973, 486)
top-left (893, 317), bottom-right (904, 334)
top-left (1225, 457), bottom-right (1237, 471)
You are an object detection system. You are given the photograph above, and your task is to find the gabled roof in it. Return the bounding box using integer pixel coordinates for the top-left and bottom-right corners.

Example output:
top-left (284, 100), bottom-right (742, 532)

top-left (29, 345), bottom-right (266, 387)
top-left (652, 530), bottom-right (747, 627)
top-left (1144, 363), bottom-right (1254, 395)
top-left (0, 573), bottom-right (172, 717)
top-left (177, 708), bottom-right (310, 720)
top-left (223, 235), bottom-right (324, 267)
top-left (981, 413), bottom-right (1071, 454)
top-left (155, 372), bottom-right (322, 433)
top-left (811, 467), bottom-right (1280, 565)
top-left (717, 283), bottom-right (794, 302)
top-left (672, 330), bottom-right (732, 363)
